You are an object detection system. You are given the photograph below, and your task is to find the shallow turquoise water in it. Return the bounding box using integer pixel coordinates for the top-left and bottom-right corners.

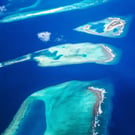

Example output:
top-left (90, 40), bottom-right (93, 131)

top-left (0, 0), bottom-right (135, 135)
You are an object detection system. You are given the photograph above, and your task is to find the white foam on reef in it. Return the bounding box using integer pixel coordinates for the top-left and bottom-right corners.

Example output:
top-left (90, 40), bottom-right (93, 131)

top-left (88, 86), bottom-right (106, 135)
top-left (88, 86), bottom-right (106, 114)
top-left (0, 0), bottom-right (109, 23)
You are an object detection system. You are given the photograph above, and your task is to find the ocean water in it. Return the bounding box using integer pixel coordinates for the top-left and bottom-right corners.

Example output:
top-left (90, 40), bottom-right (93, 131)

top-left (0, 0), bottom-right (135, 135)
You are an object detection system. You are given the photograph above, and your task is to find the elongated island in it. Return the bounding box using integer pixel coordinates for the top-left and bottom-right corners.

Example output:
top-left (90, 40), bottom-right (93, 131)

top-left (0, 42), bottom-right (120, 68)
top-left (0, 0), bottom-right (109, 23)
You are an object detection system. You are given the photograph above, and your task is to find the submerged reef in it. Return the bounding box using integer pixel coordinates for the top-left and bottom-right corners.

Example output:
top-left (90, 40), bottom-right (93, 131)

top-left (0, 42), bottom-right (121, 68)
top-left (2, 80), bottom-right (112, 135)
top-left (74, 16), bottom-right (132, 38)
top-left (0, 0), bottom-right (109, 23)
top-left (37, 31), bottom-right (51, 42)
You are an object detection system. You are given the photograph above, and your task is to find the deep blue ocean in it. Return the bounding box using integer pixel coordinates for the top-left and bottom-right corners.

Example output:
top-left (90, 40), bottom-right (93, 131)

top-left (0, 0), bottom-right (135, 135)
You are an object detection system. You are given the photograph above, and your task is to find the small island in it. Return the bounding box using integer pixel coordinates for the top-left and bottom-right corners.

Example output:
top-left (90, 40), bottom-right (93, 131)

top-left (74, 16), bottom-right (132, 38)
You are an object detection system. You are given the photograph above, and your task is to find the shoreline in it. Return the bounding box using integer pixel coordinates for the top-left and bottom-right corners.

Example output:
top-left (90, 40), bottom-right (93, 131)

top-left (88, 86), bottom-right (106, 135)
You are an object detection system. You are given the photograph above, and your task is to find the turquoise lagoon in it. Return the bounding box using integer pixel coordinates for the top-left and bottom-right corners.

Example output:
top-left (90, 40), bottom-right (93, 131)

top-left (2, 80), bottom-right (113, 135)
top-left (0, 0), bottom-right (109, 23)
top-left (0, 42), bottom-right (121, 68)
top-left (74, 16), bottom-right (133, 38)
top-left (0, 0), bottom-right (133, 134)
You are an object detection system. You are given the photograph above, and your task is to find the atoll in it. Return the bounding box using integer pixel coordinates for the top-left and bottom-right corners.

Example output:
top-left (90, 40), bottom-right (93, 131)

top-left (74, 16), bottom-right (132, 38)
top-left (0, 42), bottom-right (120, 68)
top-left (2, 80), bottom-right (112, 135)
